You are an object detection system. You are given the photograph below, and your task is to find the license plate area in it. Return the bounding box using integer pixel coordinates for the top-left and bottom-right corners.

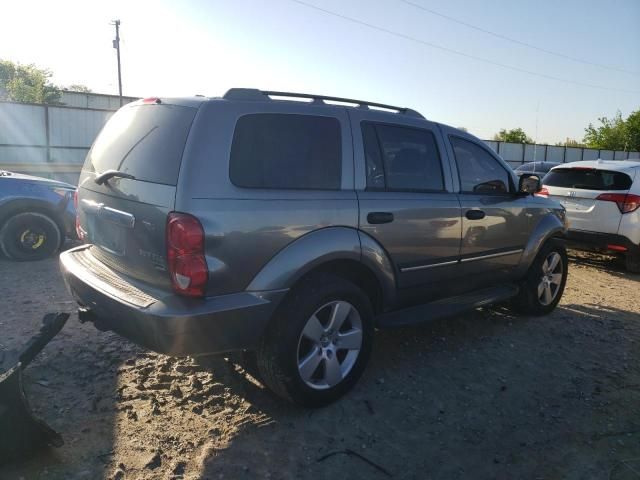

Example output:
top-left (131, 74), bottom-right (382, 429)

top-left (88, 215), bottom-right (126, 256)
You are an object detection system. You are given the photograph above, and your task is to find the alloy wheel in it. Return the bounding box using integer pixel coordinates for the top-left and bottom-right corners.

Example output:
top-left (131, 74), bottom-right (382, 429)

top-left (296, 300), bottom-right (363, 390)
top-left (537, 251), bottom-right (563, 306)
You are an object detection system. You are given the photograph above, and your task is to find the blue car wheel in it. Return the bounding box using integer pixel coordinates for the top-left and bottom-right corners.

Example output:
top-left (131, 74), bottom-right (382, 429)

top-left (0, 212), bottom-right (62, 261)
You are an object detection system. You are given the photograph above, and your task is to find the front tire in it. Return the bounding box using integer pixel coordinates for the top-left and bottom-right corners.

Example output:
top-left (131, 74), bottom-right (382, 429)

top-left (0, 212), bottom-right (62, 261)
top-left (256, 273), bottom-right (374, 407)
top-left (512, 240), bottom-right (568, 316)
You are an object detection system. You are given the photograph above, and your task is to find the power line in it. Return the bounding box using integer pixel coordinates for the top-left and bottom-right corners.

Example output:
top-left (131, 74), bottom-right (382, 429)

top-left (290, 0), bottom-right (640, 95)
top-left (400, 0), bottom-right (639, 76)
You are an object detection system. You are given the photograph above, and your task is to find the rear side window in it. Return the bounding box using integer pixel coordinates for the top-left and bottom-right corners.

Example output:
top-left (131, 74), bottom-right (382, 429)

top-left (543, 168), bottom-right (632, 191)
top-left (451, 136), bottom-right (511, 194)
top-left (229, 113), bottom-right (341, 190)
top-left (362, 122), bottom-right (444, 192)
top-left (86, 104), bottom-right (196, 186)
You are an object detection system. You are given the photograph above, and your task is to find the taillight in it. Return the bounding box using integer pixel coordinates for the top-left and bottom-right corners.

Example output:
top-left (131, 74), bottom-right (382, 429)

top-left (166, 212), bottom-right (208, 297)
top-left (535, 186), bottom-right (549, 198)
top-left (596, 193), bottom-right (640, 214)
top-left (73, 190), bottom-right (86, 241)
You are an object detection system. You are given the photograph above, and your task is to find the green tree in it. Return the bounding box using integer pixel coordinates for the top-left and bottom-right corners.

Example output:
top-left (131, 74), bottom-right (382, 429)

top-left (64, 84), bottom-right (92, 93)
top-left (493, 128), bottom-right (533, 144)
top-left (0, 59), bottom-right (61, 104)
top-left (624, 110), bottom-right (640, 152)
top-left (583, 111), bottom-right (628, 150)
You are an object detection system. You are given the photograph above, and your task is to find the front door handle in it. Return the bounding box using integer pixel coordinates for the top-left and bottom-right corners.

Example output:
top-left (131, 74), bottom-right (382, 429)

top-left (367, 212), bottom-right (394, 224)
top-left (465, 209), bottom-right (486, 220)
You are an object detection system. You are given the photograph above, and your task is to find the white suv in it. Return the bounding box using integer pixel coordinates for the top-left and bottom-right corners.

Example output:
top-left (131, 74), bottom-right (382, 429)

top-left (539, 160), bottom-right (640, 272)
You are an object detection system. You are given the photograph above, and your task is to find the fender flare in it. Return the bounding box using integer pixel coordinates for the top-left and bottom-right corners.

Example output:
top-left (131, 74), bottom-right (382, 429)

top-left (515, 211), bottom-right (566, 277)
top-left (246, 227), bottom-right (397, 307)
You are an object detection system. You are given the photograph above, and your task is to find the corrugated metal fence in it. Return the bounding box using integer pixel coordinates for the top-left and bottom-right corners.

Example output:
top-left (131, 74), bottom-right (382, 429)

top-left (0, 93), bottom-right (136, 184)
top-left (485, 141), bottom-right (640, 170)
top-left (1, 98), bottom-right (639, 185)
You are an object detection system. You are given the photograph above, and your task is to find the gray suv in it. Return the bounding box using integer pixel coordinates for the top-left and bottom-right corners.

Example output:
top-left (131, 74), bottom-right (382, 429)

top-left (60, 89), bottom-right (568, 406)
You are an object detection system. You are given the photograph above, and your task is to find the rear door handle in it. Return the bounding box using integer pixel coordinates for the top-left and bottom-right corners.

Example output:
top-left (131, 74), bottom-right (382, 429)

top-left (367, 212), bottom-right (394, 224)
top-left (465, 209), bottom-right (486, 220)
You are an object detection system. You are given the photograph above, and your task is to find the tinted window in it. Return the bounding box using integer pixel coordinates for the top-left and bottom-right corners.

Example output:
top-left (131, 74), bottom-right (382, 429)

top-left (362, 123), bottom-right (444, 191)
top-left (451, 137), bottom-right (511, 193)
top-left (87, 104), bottom-right (196, 186)
top-left (543, 168), bottom-right (632, 191)
top-left (230, 114), bottom-right (341, 190)
top-left (362, 123), bottom-right (385, 189)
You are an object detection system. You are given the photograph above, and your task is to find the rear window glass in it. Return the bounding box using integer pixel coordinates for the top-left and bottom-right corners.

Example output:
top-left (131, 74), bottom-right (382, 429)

top-left (229, 113), bottom-right (341, 190)
top-left (543, 168), bottom-right (632, 190)
top-left (86, 104), bottom-right (196, 186)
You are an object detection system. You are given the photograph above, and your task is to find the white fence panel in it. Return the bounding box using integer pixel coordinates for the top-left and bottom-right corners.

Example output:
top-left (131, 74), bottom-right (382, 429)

top-left (546, 146), bottom-right (564, 162)
top-left (0, 145), bottom-right (47, 164)
top-left (0, 103), bottom-right (46, 145)
top-left (599, 150), bottom-right (614, 160)
top-left (49, 147), bottom-right (89, 164)
top-left (48, 108), bottom-right (112, 147)
top-left (498, 143), bottom-right (524, 162)
top-left (484, 140), bottom-right (498, 153)
top-left (583, 149), bottom-right (599, 160)
top-left (565, 148), bottom-right (583, 162)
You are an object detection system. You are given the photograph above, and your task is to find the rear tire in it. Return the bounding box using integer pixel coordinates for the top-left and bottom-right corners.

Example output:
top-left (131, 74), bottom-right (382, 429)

top-left (256, 273), bottom-right (374, 407)
top-left (512, 239), bottom-right (568, 316)
top-left (0, 212), bottom-right (62, 261)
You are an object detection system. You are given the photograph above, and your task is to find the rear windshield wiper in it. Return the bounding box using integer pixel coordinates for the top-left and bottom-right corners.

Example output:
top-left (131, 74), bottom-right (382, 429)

top-left (94, 169), bottom-right (136, 185)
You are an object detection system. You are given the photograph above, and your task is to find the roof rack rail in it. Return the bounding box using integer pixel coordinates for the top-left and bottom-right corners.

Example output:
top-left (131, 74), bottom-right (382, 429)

top-left (223, 88), bottom-right (425, 119)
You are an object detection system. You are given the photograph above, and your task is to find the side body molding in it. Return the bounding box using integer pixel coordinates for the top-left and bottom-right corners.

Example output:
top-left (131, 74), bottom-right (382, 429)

top-left (246, 227), bottom-right (397, 308)
top-left (514, 211), bottom-right (567, 277)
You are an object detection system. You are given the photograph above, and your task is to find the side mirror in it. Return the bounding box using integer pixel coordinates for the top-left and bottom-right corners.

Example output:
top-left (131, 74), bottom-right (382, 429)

top-left (518, 174), bottom-right (541, 195)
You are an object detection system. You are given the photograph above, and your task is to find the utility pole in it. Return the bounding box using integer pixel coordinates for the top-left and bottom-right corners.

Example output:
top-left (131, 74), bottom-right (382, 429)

top-left (111, 19), bottom-right (123, 106)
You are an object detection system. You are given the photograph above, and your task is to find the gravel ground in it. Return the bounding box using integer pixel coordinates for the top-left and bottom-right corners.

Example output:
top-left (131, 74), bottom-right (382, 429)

top-left (1, 249), bottom-right (640, 480)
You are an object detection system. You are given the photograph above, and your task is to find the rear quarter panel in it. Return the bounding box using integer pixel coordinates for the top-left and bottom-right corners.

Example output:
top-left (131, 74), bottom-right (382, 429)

top-left (175, 100), bottom-right (359, 296)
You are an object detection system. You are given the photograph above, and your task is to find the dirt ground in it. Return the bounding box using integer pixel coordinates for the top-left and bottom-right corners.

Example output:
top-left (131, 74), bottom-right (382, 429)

top-left (1, 249), bottom-right (640, 480)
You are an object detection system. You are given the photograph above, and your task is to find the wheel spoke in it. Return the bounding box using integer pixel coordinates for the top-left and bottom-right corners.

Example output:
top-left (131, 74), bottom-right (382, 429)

top-left (537, 281), bottom-right (546, 299)
top-left (543, 284), bottom-right (553, 304)
top-left (298, 347), bottom-right (322, 382)
top-left (550, 273), bottom-right (563, 286)
top-left (336, 328), bottom-right (362, 350)
top-left (324, 354), bottom-right (342, 387)
top-left (548, 253), bottom-right (561, 272)
top-left (541, 259), bottom-right (550, 274)
top-left (327, 301), bottom-right (351, 332)
top-left (302, 314), bottom-right (325, 342)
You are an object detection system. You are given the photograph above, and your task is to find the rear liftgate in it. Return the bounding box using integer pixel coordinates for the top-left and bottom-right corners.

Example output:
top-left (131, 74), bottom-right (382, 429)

top-left (0, 313), bottom-right (69, 463)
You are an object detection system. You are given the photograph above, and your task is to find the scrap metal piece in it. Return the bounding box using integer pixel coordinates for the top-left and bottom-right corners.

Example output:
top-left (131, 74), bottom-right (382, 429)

top-left (0, 312), bottom-right (69, 464)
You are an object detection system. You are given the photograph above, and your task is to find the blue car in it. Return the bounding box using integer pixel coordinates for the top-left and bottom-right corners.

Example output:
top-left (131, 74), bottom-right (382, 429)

top-left (0, 170), bottom-right (76, 260)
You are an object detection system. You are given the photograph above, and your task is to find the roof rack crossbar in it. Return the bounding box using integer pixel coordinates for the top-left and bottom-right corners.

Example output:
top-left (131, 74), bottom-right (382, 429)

top-left (223, 88), bottom-right (425, 119)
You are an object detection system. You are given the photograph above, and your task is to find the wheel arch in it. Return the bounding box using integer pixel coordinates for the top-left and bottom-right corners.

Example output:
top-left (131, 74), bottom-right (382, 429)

top-left (246, 227), bottom-right (397, 312)
top-left (515, 211), bottom-right (566, 277)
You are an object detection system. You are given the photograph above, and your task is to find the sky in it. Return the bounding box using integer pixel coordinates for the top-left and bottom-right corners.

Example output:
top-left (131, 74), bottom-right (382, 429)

top-left (1, 0), bottom-right (639, 143)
